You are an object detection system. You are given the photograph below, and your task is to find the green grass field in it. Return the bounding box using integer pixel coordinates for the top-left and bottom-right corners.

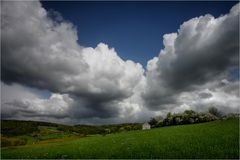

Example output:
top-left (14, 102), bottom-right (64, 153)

top-left (1, 119), bottom-right (239, 159)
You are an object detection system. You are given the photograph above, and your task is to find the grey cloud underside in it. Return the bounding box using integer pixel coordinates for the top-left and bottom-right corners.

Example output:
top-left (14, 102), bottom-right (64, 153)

top-left (143, 5), bottom-right (239, 110)
top-left (167, 19), bottom-right (239, 90)
top-left (198, 92), bottom-right (213, 99)
top-left (1, 1), bottom-right (145, 122)
top-left (1, 1), bottom-right (239, 124)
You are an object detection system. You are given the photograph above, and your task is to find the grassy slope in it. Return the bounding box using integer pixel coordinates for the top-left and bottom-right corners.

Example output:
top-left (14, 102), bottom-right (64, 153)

top-left (1, 119), bottom-right (239, 159)
top-left (1, 120), bottom-right (141, 137)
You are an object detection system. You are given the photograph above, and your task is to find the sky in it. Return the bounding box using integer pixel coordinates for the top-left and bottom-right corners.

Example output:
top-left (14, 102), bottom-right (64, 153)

top-left (41, 1), bottom-right (237, 66)
top-left (1, 0), bottom-right (239, 125)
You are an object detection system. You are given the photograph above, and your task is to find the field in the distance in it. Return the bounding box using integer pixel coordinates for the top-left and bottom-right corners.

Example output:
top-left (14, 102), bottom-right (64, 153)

top-left (1, 118), bottom-right (239, 159)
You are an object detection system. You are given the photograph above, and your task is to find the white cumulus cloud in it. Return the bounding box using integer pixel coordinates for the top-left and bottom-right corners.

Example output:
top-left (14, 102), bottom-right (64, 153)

top-left (1, 1), bottom-right (239, 124)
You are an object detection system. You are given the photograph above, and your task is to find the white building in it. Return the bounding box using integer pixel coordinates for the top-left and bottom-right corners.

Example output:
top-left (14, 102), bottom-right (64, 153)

top-left (142, 122), bottom-right (151, 130)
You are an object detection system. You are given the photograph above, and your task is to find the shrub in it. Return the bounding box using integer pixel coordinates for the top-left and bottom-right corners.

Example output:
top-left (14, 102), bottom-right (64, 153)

top-left (1, 137), bottom-right (27, 147)
top-left (1, 137), bottom-right (12, 147)
top-left (223, 113), bottom-right (239, 119)
top-left (151, 110), bottom-right (219, 128)
top-left (189, 118), bottom-right (194, 123)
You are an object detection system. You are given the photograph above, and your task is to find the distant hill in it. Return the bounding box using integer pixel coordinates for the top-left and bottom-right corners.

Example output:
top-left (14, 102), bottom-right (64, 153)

top-left (1, 119), bottom-right (142, 147)
top-left (1, 119), bottom-right (141, 136)
top-left (1, 120), bottom-right (60, 136)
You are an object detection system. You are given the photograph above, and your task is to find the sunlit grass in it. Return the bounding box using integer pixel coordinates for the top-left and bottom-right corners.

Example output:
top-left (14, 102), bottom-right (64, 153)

top-left (1, 119), bottom-right (239, 159)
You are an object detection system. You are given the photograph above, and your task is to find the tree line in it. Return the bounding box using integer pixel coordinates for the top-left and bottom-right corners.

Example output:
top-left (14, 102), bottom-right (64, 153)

top-left (148, 107), bottom-right (238, 128)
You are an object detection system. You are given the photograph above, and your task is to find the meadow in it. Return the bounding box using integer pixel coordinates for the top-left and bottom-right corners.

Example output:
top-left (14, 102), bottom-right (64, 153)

top-left (1, 118), bottom-right (239, 159)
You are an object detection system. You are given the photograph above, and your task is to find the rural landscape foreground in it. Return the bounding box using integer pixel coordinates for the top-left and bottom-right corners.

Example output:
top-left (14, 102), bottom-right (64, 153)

top-left (1, 111), bottom-right (239, 159)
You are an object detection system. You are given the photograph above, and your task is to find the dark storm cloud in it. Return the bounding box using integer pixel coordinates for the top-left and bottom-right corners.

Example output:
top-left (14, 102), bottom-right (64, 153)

top-left (70, 100), bottom-right (120, 119)
top-left (198, 92), bottom-right (213, 99)
top-left (164, 13), bottom-right (239, 90)
top-left (1, 1), bottom-right (145, 121)
top-left (1, 1), bottom-right (239, 124)
top-left (1, 82), bottom-right (141, 124)
top-left (143, 3), bottom-right (239, 110)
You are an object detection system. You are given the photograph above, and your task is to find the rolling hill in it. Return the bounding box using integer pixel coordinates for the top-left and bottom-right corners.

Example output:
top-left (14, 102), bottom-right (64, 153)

top-left (1, 118), bottom-right (239, 159)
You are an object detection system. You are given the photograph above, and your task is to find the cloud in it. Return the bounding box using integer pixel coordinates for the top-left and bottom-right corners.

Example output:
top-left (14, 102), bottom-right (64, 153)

top-left (1, 81), bottom-right (146, 124)
top-left (198, 92), bottom-right (212, 99)
top-left (2, 1), bottom-right (144, 98)
top-left (1, 1), bottom-right (239, 124)
top-left (1, 1), bottom-right (145, 123)
top-left (1, 82), bottom-right (73, 122)
top-left (175, 81), bottom-right (240, 114)
top-left (143, 3), bottom-right (239, 110)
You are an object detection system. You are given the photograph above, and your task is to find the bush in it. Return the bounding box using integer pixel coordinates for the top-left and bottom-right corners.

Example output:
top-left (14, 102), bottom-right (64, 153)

top-left (223, 113), bottom-right (240, 119)
top-left (151, 110), bottom-right (219, 128)
top-left (1, 137), bottom-right (27, 147)
top-left (1, 137), bottom-right (12, 147)
top-left (1, 120), bottom-right (39, 136)
top-left (173, 117), bottom-right (182, 124)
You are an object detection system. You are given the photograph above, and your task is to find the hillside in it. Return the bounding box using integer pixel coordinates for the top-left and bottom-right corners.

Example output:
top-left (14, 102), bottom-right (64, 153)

top-left (1, 118), bottom-right (239, 159)
top-left (1, 120), bottom-right (141, 147)
top-left (1, 120), bottom-right (141, 135)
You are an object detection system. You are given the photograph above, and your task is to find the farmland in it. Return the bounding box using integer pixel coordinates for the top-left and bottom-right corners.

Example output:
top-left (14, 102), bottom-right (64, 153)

top-left (1, 118), bottom-right (239, 159)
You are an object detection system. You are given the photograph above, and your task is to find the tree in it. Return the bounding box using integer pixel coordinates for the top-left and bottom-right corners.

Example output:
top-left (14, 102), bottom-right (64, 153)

top-left (208, 107), bottom-right (221, 117)
top-left (148, 117), bottom-right (158, 127)
top-left (166, 112), bottom-right (172, 118)
top-left (184, 110), bottom-right (195, 115)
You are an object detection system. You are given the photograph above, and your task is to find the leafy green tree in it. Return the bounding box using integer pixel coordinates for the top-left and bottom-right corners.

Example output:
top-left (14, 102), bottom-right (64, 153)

top-left (208, 107), bottom-right (221, 117)
top-left (148, 117), bottom-right (158, 127)
top-left (184, 110), bottom-right (195, 115)
top-left (167, 112), bottom-right (172, 118)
